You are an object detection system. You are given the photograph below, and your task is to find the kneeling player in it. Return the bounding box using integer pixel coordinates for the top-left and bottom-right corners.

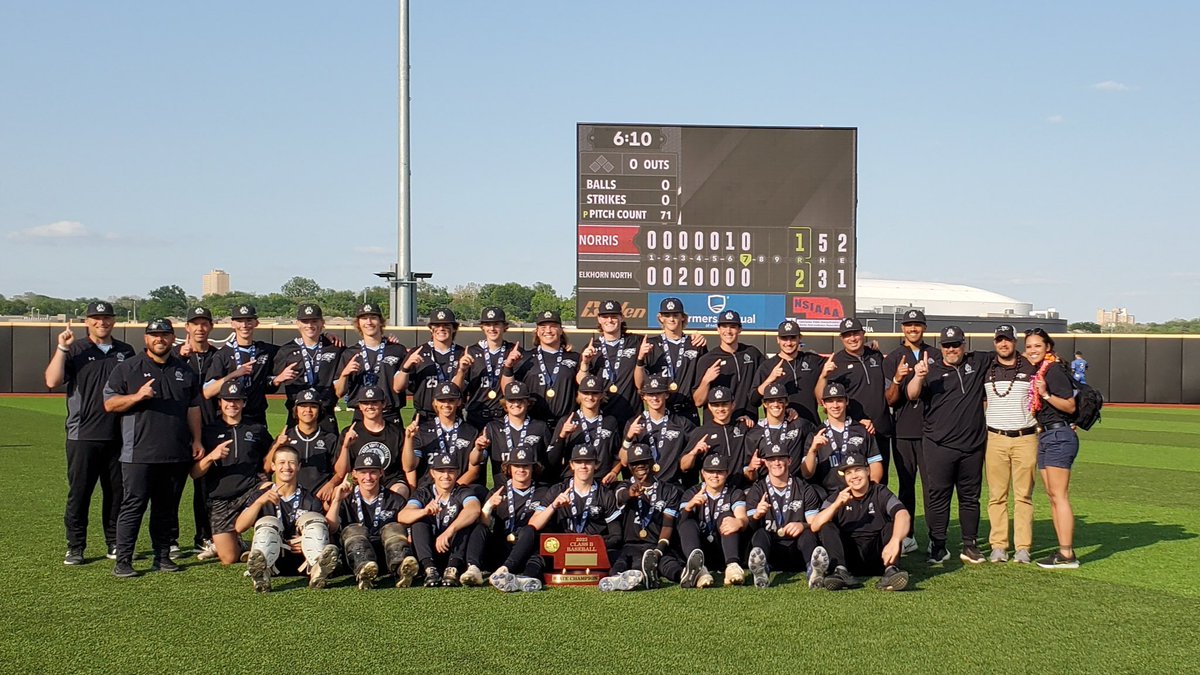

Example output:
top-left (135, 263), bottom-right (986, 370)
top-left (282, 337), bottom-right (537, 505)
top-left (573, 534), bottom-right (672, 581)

top-left (235, 445), bottom-right (339, 592)
top-left (677, 453), bottom-right (749, 588)
top-left (744, 443), bottom-right (826, 589)
top-left (481, 448), bottom-right (545, 593)
top-left (399, 453), bottom-right (485, 587)
top-left (602, 443), bottom-right (684, 591)
top-left (327, 452), bottom-right (418, 589)
top-left (809, 453), bottom-right (911, 591)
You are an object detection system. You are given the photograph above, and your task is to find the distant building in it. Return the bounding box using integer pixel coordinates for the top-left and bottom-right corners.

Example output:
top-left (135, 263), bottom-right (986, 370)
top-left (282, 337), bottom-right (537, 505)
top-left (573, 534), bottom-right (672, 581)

top-left (202, 269), bottom-right (230, 297)
top-left (855, 278), bottom-right (1066, 333)
top-left (1097, 307), bottom-right (1135, 328)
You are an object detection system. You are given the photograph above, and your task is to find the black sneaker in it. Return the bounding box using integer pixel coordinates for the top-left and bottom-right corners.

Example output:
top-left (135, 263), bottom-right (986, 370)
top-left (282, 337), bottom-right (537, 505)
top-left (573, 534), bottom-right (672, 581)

top-left (679, 549), bottom-right (704, 589)
top-left (960, 543), bottom-right (986, 564)
top-left (927, 542), bottom-right (950, 564)
top-left (64, 548), bottom-right (84, 566)
top-left (113, 559), bottom-right (138, 578)
top-left (441, 566), bottom-right (461, 587)
top-left (823, 565), bottom-right (857, 591)
top-left (423, 566), bottom-right (441, 587)
top-left (876, 565), bottom-right (910, 591)
top-left (1036, 551), bottom-right (1081, 569)
top-left (151, 556), bottom-right (182, 573)
top-left (641, 548), bottom-right (662, 590)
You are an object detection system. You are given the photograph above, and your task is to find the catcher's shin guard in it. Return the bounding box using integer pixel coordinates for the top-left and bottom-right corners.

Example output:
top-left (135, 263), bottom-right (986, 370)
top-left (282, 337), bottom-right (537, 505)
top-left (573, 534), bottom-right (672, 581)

top-left (380, 522), bottom-right (411, 573)
top-left (296, 510), bottom-right (338, 588)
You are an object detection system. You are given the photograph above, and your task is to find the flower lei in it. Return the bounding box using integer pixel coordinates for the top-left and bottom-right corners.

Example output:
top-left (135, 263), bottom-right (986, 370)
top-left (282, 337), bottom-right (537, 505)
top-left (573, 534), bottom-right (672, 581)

top-left (1027, 352), bottom-right (1059, 414)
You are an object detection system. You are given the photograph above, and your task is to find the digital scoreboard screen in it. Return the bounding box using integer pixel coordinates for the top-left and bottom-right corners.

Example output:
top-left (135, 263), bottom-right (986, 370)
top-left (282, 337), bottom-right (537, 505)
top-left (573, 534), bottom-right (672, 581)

top-left (577, 124), bottom-right (856, 330)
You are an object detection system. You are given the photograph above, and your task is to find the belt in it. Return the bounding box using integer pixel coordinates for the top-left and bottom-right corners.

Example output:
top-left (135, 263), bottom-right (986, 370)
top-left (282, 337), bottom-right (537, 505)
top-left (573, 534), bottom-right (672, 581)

top-left (1041, 422), bottom-right (1069, 432)
top-left (987, 426), bottom-right (1038, 438)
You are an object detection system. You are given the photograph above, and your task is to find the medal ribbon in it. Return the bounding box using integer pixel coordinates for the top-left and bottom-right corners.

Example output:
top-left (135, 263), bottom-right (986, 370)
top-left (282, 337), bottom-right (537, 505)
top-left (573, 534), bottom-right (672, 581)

top-left (296, 339), bottom-right (322, 386)
top-left (568, 481), bottom-right (597, 533)
top-left (769, 479), bottom-right (793, 530)
top-left (358, 340), bottom-right (385, 386)
top-left (232, 343), bottom-right (257, 388)
top-left (701, 488), bottom-right (728, 538)
top-left (353, 487), bottom-right (385, 531)
top-left (535, 346), bottom-right (563, 389)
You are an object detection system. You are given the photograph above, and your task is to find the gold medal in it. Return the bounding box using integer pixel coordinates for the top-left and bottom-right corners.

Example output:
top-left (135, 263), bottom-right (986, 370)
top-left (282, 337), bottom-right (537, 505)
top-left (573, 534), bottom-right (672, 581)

top-left (487, 390), bottom-right (497, 400)
top-left (608, 384), bottom-right (619, 394)
top-left (545, 388), bottom-right (556, 399)
top-left (653, 463), bottom-right (661, 473)
top-left (506, 533), bottom-right (516, 544)
top-left (639, 529), bottom-right (649, 539)
top-left (668, 382), bottom-right (678, 391)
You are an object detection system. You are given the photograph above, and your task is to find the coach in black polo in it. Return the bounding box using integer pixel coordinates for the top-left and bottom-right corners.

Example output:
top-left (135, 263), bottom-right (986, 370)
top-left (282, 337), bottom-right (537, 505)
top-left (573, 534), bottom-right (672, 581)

top-left (104, 319), bottom-right (204, 577)
top-left (906, 325), bottom-right (993, 565)
top-left (44, 301), bottom-right (136, 565)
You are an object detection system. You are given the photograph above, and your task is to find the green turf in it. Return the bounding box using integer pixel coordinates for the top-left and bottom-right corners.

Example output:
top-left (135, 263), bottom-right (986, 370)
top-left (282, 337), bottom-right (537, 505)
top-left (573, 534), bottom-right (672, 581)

top-left (2, 399), bottom-right (1198, 673)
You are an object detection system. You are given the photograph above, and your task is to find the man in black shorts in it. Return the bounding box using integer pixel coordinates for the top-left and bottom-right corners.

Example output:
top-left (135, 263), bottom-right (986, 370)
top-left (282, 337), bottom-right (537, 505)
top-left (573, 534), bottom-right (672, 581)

top-left (45, 301), bottom-right (135, 565)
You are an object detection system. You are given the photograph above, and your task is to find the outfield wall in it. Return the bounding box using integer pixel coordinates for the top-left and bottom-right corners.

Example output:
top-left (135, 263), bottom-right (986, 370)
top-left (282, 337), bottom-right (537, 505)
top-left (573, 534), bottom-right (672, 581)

top-left (2, 323), bottom-right (1197, 404)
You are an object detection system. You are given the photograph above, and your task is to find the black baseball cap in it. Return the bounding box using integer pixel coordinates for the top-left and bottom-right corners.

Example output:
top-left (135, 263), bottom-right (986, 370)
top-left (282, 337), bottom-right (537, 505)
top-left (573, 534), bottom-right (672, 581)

top-left (145, 318), bottom-right (174, 334)
top-left (231, 304), bottom-right (258, 320)
top-left (838, 317), bottom-right (864, 334)
top-left (659, 297), bottom-right (685, 314)
top-left (570, 444), bottom-right (597, 462)
top-left (579, 375), bottom-right (607, 394)
top-left (760, 443), bottom-right (790, 460)
top-left (295, 388), bottom-right (321, 406)
top-left (641, 376), bottom-right (672, 394)
top-left (939, 325), bottom-right (965, 346)
top-left (628, 443), bottom-right (654, 465)
top-left (355, 386), bottom-right (386, 405)
top-left (187, 306), bottom-right (213, 322)
top-left (296, 303), bottom-right (323, 321)
top-left (480, 306), bottom-right (507, 323)
top-left (85, 301), bottom-right (114, 318)
top-left (506, 447), bottom-right (538, 466)
top-left (503, 381), bottom-right (530, 400)
top-left (433, 382), bottom-right (463, 401)
top-left (900, 309), bottom-right (927, 326)
top-left (762, 383), bottom-right (788, 400)
top-left (429, 308), bottom-right (458, 325)
top-left (356, 302), bottom-right (383, 318)
top-left (706, 386), bottom-right (733, 405)
top-left (701, 453), bottom-right (730, 472)
top-left (994, 324), bottom-right (1016, 342)
top-left (837, 453), bottom-right (869, 472)
top-left (777, 320), bottom-right (801, 337)
top-left (598, 300), bottom-right (623, 316)
top-left (218, 380), bottom-right (247, 400)
top-left (353, 451), bottom-right (383, 471)
top-left (717, 310), bottom-right (742, 326)
top-left (821, 382), bottom-right (848, 400)
top-left (535, 310), bottom-right (561, 325)
top-left (429, 453), bottom-right (458, 471)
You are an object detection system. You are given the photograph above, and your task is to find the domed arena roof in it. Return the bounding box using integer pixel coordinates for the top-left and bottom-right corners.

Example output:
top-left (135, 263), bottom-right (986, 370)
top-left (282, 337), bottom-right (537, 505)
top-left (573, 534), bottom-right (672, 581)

top-left (857, 278), bottom-right (1033, 317)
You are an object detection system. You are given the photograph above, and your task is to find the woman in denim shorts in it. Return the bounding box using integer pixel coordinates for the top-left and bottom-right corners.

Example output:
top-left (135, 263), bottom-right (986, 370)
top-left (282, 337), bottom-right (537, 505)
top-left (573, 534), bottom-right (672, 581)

top-left (1024, 329), bottom-right (1080, 569)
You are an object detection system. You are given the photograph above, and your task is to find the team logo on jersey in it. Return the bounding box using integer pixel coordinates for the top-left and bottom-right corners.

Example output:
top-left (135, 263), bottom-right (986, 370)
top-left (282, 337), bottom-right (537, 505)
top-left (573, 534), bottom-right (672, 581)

top-left (963, 363), bottom-right (974, 375)
top-left (868, 357), bottom-right (878, 367)
top-left (868, 502), bottom-right (876, 516)
top-left (319, 352), bottom-right (336, 362)
top-left (732, 428), bottom-right (744, 437)
top-left (743, 354), bottom-right (752, 364)
top-left (589, 506), bottom-right (601, 515)
top-left (847, 364), bottom-right (854, 370)
top-left (244, 430), bottom-right (255, 441)
top-left (619, 347), bottom-right (636, 358)
top-left (684, 349), bottom-right (699, 359)
top-left (783, 429), bottom-right (798, 440)
top-left (522, 436), bottom-right (539, 447)
top-left (175, 370), bottom-right (184, 381)
top-left (664, 429), bottom-right (680, 440)
top-left (116, 353), bottom-right (125, 361)
top-left (454, 438), bottom-right (471, 450)
top-left (848, 436), bottom-right (864, 447)
top-left (359, 442), bottom-right (391, 468)
top-left (801, 362), bottom-right (811, 371)
top-left (383, 355), bottom-right (400, 366)
top-left (315, 440), bottom-right (325, 449)
top-left (562, 358), bottom-right (578, 369)
top-left (255, 354), bottom-right (268, 365)
top-left (445, 502), bottom-right (459, 518)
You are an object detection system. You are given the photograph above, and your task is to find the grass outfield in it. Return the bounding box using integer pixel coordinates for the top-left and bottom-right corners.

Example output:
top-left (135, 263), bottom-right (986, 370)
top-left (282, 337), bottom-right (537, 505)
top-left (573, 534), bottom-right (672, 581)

top-left (1, 398), bottom-right (1198, 673)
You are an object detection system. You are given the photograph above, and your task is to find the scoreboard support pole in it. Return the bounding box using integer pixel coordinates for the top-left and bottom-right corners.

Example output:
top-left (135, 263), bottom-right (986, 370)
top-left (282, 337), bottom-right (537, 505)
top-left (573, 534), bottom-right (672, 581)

top-left (394, 0), bottom-right (415, 327)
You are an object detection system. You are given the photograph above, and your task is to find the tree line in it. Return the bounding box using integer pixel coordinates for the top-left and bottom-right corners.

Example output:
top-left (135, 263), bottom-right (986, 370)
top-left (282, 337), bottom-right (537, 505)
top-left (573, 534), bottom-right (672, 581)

top-left (0, 277), bottom-right (576, 325)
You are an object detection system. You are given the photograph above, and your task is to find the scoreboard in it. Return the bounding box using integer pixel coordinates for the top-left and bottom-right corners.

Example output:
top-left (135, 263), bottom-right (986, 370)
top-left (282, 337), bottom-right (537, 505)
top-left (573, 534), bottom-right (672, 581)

top-left (576, 124), bottom-right (856, 330)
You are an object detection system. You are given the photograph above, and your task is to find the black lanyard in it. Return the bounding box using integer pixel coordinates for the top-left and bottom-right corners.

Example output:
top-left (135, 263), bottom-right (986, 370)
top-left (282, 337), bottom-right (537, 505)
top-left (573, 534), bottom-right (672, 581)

top-left (358, 341), bottom-right (385, 386)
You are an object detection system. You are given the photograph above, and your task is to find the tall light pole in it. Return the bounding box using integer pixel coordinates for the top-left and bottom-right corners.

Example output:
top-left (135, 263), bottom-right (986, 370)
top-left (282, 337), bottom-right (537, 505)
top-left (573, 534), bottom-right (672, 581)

top-left (392, 0), bottom-right (414, 327)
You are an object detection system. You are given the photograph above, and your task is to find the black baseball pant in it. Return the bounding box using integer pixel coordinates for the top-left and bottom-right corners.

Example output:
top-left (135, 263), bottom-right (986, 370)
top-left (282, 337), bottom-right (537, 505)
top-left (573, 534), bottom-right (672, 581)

top-left (64, 439), bottom-right (123, 551)
top-left (818, 522), bottom-right (893, 577)
top-left (411, 521), bottom-right (484, 570)
top-left (892, 437), bottom-right (922, 537)
top-left (749, 527), bottom-right (819, 573)
top-left (677, 518), bottom-right (742, 567)
top-left (115, 461), bottom-right (191, 562)
top-left (921, 439), bottom-right (985, 546)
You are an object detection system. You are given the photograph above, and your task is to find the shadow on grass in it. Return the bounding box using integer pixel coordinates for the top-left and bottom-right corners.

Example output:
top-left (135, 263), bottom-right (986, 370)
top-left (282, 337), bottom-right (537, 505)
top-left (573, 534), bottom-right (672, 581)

top-left (1030, 516), bottom-right (1196, 563)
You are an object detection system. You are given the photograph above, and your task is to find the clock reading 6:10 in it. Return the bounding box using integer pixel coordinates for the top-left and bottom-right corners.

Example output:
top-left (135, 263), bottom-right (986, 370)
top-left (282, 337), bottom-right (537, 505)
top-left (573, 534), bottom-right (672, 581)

top-left (611, 130), bottom-right (656, 147)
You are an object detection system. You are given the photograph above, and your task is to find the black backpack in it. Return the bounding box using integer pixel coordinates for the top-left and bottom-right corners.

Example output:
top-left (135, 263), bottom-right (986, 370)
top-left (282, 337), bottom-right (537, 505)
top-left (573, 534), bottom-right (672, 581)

top-left (1060, 363), bottom-right (1104, 430)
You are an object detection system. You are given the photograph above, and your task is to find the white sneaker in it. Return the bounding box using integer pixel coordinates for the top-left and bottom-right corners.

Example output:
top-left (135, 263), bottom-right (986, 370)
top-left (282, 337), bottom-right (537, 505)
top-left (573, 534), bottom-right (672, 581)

top-left (901, 537), bottom-right (918, 555)
top-left (459, 564), bottom-right (484, 587)
top-left (489, 567), bottom-right (519, 593)
top-left (724, 562), bottom-right (746, 586)
top-left (196, 540), bottom-right (218, 561)
top-left (168, 544), bottom-right (182, 560)
top-left (696, 567), bottom-right (714, 589)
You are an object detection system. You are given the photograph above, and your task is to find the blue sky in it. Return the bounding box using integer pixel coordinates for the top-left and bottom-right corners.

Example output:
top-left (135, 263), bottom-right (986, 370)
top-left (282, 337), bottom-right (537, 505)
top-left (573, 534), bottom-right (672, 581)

top-left (2, 2), bottom-right (1197, 322)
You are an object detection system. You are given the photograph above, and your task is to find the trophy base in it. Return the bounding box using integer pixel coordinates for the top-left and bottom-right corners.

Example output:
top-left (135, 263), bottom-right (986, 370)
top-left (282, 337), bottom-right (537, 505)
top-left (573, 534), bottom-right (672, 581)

top-left (544, 571), bottom-right (605, 586)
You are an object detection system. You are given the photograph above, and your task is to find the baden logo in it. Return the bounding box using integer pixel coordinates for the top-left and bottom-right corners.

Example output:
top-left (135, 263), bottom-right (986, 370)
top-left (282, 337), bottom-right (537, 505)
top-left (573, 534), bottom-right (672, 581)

top-left (580, 300), bottom-right (646, 319)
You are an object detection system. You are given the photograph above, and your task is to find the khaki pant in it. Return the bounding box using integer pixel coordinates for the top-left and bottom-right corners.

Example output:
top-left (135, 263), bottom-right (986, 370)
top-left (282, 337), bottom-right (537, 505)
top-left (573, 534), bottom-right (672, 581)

top-left (985, 431), bottom-right (1038, 551)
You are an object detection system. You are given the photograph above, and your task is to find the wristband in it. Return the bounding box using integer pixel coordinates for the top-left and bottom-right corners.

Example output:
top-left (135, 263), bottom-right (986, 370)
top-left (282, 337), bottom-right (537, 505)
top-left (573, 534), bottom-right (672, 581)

top-left (622, 439), bottom-right (632, 449)
top-left (57, 345), bottom-right (70, 353)
top-left (636, 359), bottom-right (646, 367)
top-left (501, 366), bottom-right (513, 376)
top-left (402, 366), bottom-right (415, 374)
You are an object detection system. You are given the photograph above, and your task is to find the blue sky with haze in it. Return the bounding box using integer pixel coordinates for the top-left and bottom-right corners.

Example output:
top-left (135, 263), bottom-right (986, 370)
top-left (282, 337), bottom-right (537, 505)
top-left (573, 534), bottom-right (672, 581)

top-left (2, 2), bottom-right (1196, 322)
